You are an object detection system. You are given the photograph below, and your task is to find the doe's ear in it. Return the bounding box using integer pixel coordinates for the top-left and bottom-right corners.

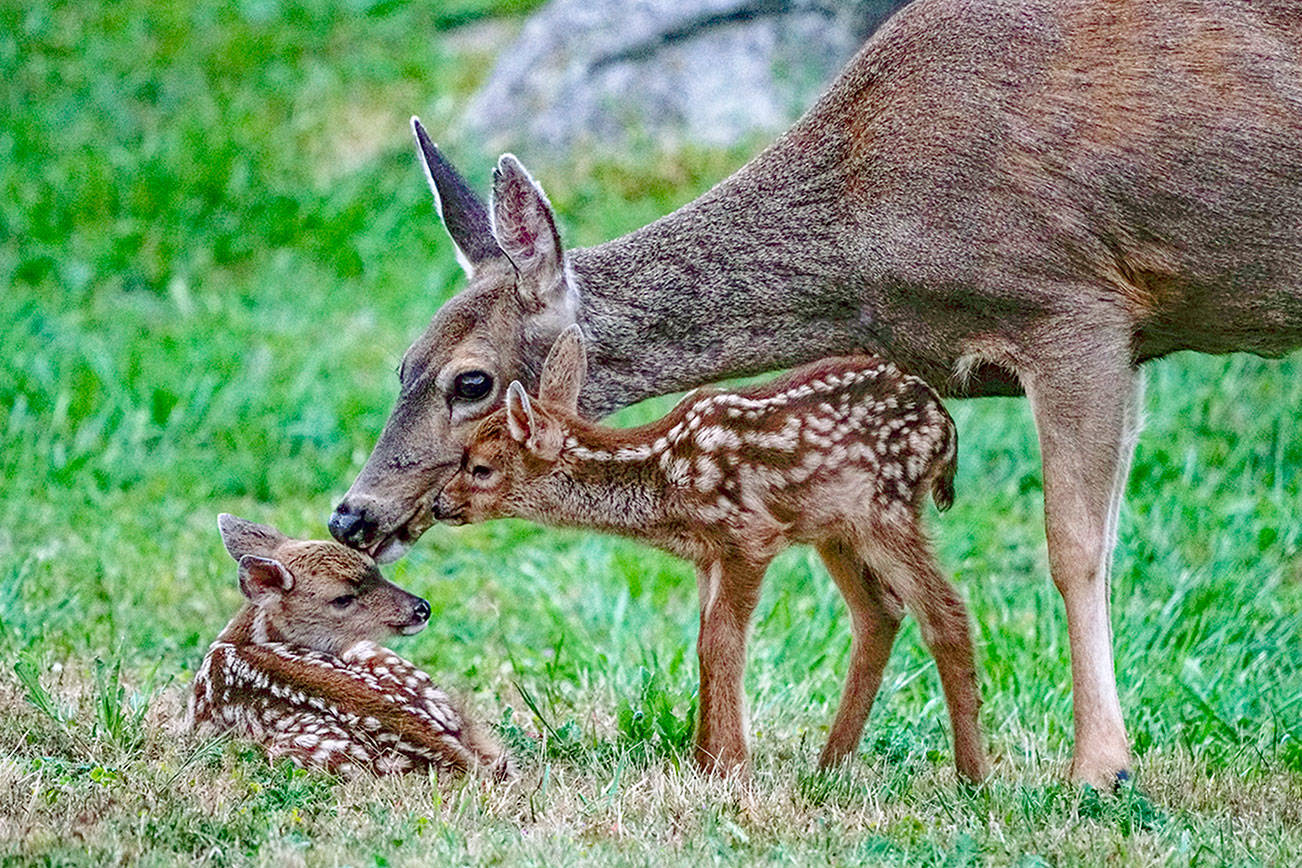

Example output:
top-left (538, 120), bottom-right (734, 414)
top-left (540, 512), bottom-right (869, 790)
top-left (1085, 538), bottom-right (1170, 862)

top-left (238, 555), bottom-right (294, 603)
top-left (218, 514), bottom-right (286, 562)
top-left (412, 118), bottom-right (503, 275)
top-left (538, 324), bottom-right (587, 411)
top-left (490, 154), bottom-right (571, 316)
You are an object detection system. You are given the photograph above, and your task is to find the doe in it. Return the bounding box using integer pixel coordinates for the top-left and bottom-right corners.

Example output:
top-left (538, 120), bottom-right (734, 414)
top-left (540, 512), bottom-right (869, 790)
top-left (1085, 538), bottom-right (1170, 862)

top-left (188, 514), bottom-right (507, 778)
top-left (435, 327), bottom-right (986, 780)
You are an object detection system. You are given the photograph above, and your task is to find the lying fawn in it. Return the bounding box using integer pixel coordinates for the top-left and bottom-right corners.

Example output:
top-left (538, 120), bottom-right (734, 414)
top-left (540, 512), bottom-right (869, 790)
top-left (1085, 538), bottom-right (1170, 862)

top-left (188, 514), bottom-right (506, 778)
top-left (435, 327), bottom-right (986, 780)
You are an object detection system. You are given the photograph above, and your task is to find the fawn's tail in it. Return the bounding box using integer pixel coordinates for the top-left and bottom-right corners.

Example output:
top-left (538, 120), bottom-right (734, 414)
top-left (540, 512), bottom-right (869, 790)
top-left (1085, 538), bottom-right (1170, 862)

top-left (931, 413), bottom-right (958, 513)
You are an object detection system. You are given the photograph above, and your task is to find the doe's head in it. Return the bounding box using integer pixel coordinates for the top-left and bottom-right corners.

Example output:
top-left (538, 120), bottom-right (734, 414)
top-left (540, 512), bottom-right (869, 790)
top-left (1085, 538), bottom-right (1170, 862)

top-left (433, 325), bottom-right (587, 525)
top-left (217, 514), bottom-right (430, 656)
top-left (329, 120), bottom-right (583, 562)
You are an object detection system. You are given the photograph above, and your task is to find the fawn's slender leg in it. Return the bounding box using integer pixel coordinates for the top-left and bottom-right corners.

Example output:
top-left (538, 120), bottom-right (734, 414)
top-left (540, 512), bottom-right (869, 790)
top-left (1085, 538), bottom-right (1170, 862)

top-left (815, 538), bottom-right (902, 768)
top-left (864, 529), bottom-right (988, 782)
top-left (693, 555), bottom-right (766, 774)
top-left (1022, 346), bottom-right (1141, 788)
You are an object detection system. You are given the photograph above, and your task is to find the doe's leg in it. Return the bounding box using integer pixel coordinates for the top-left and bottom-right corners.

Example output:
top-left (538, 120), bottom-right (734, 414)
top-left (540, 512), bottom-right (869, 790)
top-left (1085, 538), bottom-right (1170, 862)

top-left (816, 538), bottom-right (902, 768)
top-left (1022, 343), bottom-right (1142, 788)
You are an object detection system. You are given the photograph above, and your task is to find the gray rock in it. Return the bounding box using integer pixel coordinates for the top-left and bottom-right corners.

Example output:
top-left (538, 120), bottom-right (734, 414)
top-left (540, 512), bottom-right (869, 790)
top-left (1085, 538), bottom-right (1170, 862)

top-left (462, 0), bottom-right (911, 160)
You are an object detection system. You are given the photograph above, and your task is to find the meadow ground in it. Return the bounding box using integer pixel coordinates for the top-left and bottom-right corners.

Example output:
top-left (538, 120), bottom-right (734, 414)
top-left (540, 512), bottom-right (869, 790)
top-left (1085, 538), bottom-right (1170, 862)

top-left (2, 2), bottom-right (1301, 865)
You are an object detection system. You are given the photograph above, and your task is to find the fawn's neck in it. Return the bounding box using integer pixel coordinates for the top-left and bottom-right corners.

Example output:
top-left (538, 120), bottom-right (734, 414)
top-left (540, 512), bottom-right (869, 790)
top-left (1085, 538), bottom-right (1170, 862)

top-left (569, 120), bottom-right (887, 417)
top-left (214, 604), bottom-right (287, 647)
top-left (536, 419), bottom-right (683, 540)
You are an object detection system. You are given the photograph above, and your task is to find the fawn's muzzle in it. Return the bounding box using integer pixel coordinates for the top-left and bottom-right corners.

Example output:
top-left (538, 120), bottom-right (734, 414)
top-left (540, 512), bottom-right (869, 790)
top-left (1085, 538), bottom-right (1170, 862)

top-left (430, 495), bottom-right (467, 525)
top-left (397, 597), bottom-right (431, 636)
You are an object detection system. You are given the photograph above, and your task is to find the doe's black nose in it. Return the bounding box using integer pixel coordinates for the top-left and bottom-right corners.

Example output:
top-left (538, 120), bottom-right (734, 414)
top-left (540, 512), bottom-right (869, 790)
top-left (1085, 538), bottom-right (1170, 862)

top-left (329, 503), bottom-right (376, 547)
top-left (414, 598), bottom-right (431, 622)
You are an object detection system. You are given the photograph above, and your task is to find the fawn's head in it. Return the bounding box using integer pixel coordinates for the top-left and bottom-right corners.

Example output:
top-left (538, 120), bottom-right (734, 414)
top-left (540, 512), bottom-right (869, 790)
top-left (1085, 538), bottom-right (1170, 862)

top-left (433, 326), bottom-right (588, 525)
top-left (330, 120), bottom-right (580, 562)
top-left (218, 514), bottom-right (431, 655)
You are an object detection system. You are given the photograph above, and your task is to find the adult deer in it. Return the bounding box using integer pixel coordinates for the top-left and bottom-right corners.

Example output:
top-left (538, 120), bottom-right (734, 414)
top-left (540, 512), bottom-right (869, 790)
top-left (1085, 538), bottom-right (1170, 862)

top-left (330, 0), bottom-right (1302, 788)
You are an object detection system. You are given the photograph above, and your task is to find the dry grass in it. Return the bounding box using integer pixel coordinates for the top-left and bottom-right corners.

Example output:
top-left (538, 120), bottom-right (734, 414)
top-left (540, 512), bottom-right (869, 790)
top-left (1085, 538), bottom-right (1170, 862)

top-left (3, 658), bottom-right (1300, 866)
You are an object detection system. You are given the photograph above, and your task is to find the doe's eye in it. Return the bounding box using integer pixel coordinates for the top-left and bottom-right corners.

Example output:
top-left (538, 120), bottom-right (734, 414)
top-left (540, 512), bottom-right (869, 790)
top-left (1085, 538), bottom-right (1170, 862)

top-left (330, 594), bottom-right (356, 610)
top-left (471, 464), bottom-right (495, 481)
top-left (453, 370), bottom-right (493, 401)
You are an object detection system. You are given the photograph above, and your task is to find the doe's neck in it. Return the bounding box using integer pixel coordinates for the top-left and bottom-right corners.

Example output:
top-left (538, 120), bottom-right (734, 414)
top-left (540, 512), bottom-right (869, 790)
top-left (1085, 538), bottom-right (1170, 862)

top-left (566, 125), bottom-right (880, 417)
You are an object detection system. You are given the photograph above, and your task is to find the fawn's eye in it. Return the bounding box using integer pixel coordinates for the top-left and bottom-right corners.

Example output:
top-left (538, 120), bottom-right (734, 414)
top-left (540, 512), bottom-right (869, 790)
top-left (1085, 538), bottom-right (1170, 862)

top-left (330, 594), bottom-right (356, 610)
top-left (453, 370), bottom-right (493, 401)
top-left (471, 464), bottom-right (495, 481)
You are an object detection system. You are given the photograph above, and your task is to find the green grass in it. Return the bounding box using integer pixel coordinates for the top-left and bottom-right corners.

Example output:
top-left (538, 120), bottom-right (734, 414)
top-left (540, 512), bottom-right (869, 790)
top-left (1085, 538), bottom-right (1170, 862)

top-left (2, 1), bottom-right (1301, 864)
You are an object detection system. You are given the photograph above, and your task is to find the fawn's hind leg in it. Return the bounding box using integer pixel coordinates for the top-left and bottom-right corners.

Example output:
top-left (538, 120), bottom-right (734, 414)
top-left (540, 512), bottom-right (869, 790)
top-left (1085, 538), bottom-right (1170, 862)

top-left (861, 526), bottom-right (989, 782)
top-left (816, 538), bottom-right (902, 768)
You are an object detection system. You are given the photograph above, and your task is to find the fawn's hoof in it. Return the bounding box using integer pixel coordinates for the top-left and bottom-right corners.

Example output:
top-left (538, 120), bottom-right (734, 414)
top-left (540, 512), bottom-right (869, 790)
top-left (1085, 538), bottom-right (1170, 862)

top-left (957, 755), bottom-right (991, 784)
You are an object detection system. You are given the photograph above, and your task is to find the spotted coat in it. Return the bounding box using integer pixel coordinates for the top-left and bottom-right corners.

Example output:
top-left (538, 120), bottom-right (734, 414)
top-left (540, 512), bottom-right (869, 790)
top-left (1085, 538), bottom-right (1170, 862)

top-left (188, 637), bottom-right (506, 778)
top-left (539, 355), bottom-right (957, 563)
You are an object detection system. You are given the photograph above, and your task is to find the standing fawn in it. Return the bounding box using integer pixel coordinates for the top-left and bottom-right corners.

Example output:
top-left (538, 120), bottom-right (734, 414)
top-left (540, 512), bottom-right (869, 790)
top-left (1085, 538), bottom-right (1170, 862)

top-left (434, 328), bottom-right (987, 780)
top-left (188, 514), bottom-right (506, 778)
top-left (330, 0), bottom-right (1302, 787)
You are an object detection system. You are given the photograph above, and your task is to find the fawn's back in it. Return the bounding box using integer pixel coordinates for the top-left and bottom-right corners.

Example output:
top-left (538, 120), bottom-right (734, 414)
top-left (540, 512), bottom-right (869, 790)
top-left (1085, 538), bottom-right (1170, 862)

top-left (549, 355), bottom-right (957, 560)
top-left (193, 637), bottom-right (503, 777)
top-left (657, 356), bottom-right (955, 523)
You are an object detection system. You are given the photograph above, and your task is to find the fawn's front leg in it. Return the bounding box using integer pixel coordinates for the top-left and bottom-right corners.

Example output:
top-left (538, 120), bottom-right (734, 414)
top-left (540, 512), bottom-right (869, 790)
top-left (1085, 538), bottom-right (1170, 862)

top-left (693, 555), bottom-right (766, 775)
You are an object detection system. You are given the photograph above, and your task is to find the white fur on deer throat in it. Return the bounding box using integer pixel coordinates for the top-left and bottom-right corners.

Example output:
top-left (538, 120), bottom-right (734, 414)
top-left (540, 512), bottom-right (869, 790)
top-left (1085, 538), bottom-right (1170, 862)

top-left (251, 609), bottom-right (270, 644)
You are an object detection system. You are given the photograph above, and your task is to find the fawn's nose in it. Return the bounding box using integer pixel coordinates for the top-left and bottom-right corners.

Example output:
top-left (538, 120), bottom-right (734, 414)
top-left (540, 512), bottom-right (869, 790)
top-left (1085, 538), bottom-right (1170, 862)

top-left (329, 501), bottom-right (377, 547)
top-left (413, 598), bottom-right (431, 623)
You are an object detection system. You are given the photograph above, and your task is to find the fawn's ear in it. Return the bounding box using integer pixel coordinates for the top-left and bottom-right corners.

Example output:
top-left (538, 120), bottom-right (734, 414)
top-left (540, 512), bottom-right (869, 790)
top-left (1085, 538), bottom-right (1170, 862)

top-left (538, 324), bottom-right (587, 411)
top-left (218, 514), bottom-right (287, 562)
top-left (506, 381), bottom-right (563, 461)
top-left (412, 117), bottom-right (503, 276)
top-left (490, 154), bottom-right (575, 319)
top-left (237, 554), bottom-right (294, 603)
top-left (505, 381), bottom-right (536, 444)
